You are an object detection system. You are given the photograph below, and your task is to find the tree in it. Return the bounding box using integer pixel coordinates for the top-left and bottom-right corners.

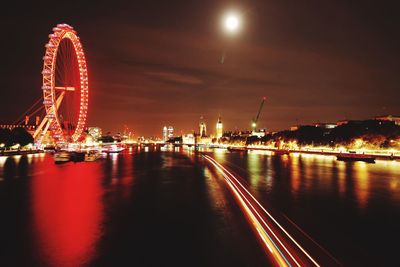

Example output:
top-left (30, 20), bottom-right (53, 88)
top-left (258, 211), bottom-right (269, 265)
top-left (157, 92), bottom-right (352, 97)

top-left (0, 128), bottom-right (12, 146)
top-left (10, 127), bottom-right (34, 146)
top-left (99, 135), bottom-right (115, 143)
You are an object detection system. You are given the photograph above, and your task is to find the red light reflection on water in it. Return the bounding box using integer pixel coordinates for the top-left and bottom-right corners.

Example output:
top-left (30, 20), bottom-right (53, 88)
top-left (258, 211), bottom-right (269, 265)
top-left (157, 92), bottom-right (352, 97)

top-left (31, 159), bottom-right (103, 267)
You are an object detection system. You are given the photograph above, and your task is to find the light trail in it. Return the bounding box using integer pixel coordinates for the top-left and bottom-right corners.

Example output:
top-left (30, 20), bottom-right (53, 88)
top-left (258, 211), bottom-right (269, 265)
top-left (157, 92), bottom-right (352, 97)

top-left (203, 154), bottom-right (320, 267)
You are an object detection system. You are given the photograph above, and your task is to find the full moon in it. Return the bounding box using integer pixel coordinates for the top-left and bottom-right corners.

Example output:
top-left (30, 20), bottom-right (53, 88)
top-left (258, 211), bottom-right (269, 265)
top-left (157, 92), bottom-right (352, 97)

top-left (224, 14), bottom-right (240, 33)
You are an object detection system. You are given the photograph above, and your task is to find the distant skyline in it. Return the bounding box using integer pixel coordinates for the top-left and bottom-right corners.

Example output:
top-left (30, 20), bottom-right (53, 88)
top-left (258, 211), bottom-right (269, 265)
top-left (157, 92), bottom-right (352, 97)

top-left (1, 0), bottom-right (399, 136)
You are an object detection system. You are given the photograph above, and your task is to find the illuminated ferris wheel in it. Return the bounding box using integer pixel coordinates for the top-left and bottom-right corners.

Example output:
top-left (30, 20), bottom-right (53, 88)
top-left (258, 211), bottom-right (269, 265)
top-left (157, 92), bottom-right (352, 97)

top-left (34, 24), bottom-right (88, 144)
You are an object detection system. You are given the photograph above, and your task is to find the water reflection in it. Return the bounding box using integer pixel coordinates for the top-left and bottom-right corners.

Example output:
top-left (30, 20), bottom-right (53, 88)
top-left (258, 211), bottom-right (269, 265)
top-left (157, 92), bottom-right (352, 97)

top-left (1, 150), bottom-right (400, 266)
top-left (352, 162), bottom-right (369, 209)
top-left (3, 157), bottom-right (16, 180)
top-left (247, 152), bottom-right (260, 187)
top-left (211, 151), bottom-right (400, 264)
top-left (31, 160), bottom-right (103, 267)
top-left (289, 153), bottom-right (301, 195)
top-left (215, 151), bottom-right (400, 210)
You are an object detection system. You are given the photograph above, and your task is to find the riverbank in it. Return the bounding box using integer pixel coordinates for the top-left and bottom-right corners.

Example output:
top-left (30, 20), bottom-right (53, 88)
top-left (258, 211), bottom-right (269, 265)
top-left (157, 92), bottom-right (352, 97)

top-left (0, 149), bottom-right (44, 156)
top-left (245, 146), bottom-right (400, 161)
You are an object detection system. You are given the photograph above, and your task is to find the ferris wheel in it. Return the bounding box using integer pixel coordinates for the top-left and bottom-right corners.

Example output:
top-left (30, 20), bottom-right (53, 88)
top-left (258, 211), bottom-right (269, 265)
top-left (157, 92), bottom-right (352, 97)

top-left (34, 24), bottom-right (88, 144)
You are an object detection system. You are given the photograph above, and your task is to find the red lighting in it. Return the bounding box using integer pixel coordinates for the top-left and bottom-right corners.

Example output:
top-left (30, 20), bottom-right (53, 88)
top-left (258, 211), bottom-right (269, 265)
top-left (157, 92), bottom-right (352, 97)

top-left (31, 161), bottom-right (103, 266)
top-left (42, 24), bottom-right (89, 143)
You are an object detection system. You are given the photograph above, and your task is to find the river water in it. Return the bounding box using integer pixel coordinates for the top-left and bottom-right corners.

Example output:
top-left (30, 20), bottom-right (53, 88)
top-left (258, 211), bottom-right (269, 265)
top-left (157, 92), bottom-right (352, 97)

top-left (0, 148), bottom-right (399, 266)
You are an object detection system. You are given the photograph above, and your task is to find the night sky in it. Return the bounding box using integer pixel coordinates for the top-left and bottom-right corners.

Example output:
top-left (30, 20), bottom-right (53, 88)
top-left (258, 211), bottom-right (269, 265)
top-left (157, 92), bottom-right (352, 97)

top-left (1, 0), bottom-right (399, 137)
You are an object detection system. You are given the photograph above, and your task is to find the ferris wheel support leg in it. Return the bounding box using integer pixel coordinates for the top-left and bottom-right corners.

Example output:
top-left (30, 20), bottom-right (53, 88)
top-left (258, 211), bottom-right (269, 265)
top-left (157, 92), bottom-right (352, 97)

top-left (40, 120), bottom-right (52, 141)
top-left (33, 117), bottom-right (49, 139)
top-left (33, 92), bottom-right (65, 142)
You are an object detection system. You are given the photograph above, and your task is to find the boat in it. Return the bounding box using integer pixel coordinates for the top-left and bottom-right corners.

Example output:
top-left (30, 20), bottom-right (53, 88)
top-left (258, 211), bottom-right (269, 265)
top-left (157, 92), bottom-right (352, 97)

top-left (227, 146), bottom-right (247, 152)
top-left (84, 150), bottom-right (101, 162)
top-left (337, 153), bottom-right (375, 163)
top-left (69, 151), bottom-right (86, 162)
top-left (274, 149), bottom-right (290, 155)
top-left (54, 151), bottom-right (70, 164)
top-left (104, 145), bottom-right (125, 153)
top-left (44, 145), bottom-right (56, 153)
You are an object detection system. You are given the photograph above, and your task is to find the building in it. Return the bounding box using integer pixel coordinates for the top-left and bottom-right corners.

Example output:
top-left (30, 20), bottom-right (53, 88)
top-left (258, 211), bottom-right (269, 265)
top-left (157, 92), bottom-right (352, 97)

top-left (374, 115), bottom-right (400, 125)
top-left (163, 126), bottom-right (174, 141)
top-left (168, 126), bottom-right (174, 139)
top-left (336, 120), bottom-right (349, 126)
top-left (88, 127), bottom-right (102, 141)
top-left (182, 133), bottom-right (195, 145)
top-left (251, 129), bottom-right (266, 138)
top-left (336, 120), bottom-right (364, 126)
top-left (314, 122), bottom-right (337, 129)
top-left (216, 115), bottom-right (223, 139)
top-left (290, 125), bottom-right (299, 131)
top-left (163, 126), bottom-right (168, 141)
top-left (199, 116), bottom-right (207, 137)
top-left (0, 123), bottom-right (37, 135)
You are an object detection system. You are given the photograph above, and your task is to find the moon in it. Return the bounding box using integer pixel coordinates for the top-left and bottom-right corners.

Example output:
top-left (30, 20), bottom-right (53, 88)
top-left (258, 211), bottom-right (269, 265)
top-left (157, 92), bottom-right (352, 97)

top-left (224, 13), bottom-right (241, 33)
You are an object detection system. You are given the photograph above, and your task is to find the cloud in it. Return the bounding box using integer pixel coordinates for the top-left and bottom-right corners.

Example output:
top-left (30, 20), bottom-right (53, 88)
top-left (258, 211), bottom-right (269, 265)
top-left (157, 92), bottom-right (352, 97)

top-left (145, 71), bottom-right (203, 85)
top-left (67, 12), bottom-right (400, 135)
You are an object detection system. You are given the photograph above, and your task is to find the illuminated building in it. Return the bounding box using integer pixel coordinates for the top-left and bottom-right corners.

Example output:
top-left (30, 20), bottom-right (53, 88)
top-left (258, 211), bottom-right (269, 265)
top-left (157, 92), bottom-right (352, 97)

top-left (88, 127), bottom-right (102, 141)
top-left (163, 126), bottom-right (174, 142)
top-left (168, 126), bottom-right (174, 139)
top-left (163, 126), bottom-right (168, 141)
top-left (216, 115), bottom-right (223, 139)
top-left (163, 126), bottom-right (174, 141)
top-left (314, 122), bottom-right (337, 129)
top-left (336, 120), bottom-right (363, 126)
top-left (252, 129), bottom-right (266, 138)
top-left (113, 132), bottom-right (122, 142)
top-left (336, 120), bottom-right (349, 126)
top-left (199, 116), bottom-right (207, 137)
top-left (375, 115), bottom-right (400, 125)
top-left (182, 134), bottom-right (195, 145)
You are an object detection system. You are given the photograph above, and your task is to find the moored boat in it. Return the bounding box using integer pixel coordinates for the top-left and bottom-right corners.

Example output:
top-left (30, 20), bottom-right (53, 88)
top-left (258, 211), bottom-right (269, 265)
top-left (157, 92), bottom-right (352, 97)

top-left (274, 149), bottom-right (290, 155)
top-left (337, 153), bottom-right (375, 163)
top-left (227, 146), bottom-right (247, 152)
top-left (54, 151), bottom-right (70, 164)
top-left (104, 145), bottom-right (125, 153)
top-left (69, 151), bottom-right (86, 162)
top-left (84, 150), bottom-right (101, 162)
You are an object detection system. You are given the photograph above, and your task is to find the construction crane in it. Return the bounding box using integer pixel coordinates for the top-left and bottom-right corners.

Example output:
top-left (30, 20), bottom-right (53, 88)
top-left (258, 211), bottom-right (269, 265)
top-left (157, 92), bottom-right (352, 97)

top-left (251, 97), bottom-right (266, 132)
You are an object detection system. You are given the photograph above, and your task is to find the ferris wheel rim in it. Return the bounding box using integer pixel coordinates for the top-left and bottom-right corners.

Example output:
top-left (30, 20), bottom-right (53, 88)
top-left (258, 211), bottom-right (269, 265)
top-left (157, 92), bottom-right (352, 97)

top-left (41, 24), bottom-right (89, 143)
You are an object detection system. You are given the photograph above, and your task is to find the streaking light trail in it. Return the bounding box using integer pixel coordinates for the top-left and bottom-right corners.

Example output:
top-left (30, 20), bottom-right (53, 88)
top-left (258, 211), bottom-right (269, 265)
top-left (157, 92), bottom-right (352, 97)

top-left (203, 154), bottom-right (320, 267)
